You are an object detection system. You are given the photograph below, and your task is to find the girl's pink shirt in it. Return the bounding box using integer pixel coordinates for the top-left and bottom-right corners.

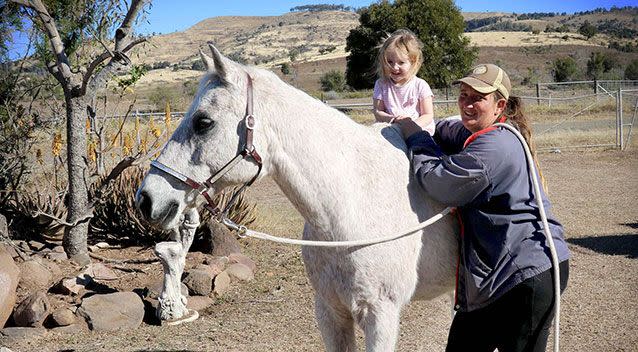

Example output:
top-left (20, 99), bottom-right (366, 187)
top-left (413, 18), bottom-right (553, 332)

top-left (373, 76), bottom-right (435, 134)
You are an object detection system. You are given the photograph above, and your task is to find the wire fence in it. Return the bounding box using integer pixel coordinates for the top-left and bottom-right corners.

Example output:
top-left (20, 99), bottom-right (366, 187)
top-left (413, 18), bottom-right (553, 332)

top-left (101, 80), bottom-right (638, 153)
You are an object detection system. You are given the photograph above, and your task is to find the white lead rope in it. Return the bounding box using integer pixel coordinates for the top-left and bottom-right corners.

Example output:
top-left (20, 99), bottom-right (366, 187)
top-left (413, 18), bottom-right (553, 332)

top-left (221, 206), bottom-right (454, 247)
top-left (495, 123), bottom-right (562, 352)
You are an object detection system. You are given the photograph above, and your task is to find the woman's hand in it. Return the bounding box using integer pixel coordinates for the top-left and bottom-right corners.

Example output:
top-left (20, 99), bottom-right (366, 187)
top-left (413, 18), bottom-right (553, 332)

top-left (397, 118), bottom-right (423, 139)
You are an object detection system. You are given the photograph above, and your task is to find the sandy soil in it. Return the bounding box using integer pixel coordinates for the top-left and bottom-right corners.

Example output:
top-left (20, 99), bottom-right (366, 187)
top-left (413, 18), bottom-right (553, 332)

top-left (2, 148), bottom-right (637, 352)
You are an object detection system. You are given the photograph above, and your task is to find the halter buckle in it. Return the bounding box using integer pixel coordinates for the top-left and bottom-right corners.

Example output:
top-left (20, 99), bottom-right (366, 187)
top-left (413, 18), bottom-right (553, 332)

top-left (245, 115), bottom-right (256, 129)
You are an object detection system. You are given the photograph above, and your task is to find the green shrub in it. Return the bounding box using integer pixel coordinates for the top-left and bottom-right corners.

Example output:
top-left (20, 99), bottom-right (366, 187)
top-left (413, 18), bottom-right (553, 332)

top-left (552, 57), bottom-right (579, 82)
top-left (586, 52), bottom-right (615, 79)
top-left (320, 70), bottom-right (347, 92)
top-left (625, 59), bottom-right (638, 80)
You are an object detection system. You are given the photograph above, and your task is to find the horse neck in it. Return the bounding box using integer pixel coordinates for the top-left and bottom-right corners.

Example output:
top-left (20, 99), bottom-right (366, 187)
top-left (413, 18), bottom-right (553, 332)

top-left (256, 78), bottom-right (406, 235)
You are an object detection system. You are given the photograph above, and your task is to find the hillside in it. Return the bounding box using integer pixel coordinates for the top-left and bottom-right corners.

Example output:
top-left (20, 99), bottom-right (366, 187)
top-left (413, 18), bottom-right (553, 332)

top-left (119, 8), bottom-right (638, 111)
top-left (133, 11), bottom-right (359, 68)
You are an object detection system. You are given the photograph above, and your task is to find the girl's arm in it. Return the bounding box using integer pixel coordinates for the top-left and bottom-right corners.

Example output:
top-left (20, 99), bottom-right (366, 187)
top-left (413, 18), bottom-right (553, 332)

top-left (373, 99), bottom-right (397, 123)
top-left (414, 95), bottom-right (434, 129)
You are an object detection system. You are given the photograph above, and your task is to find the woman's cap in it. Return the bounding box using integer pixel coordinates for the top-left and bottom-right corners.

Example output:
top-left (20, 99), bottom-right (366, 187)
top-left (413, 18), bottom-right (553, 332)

top-left (455, 64), bottom-right (511, 100)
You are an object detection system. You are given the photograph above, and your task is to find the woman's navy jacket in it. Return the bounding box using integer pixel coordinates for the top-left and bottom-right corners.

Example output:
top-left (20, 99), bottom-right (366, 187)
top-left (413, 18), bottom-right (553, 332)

top-left (406, 118), bottom-right (570, 312)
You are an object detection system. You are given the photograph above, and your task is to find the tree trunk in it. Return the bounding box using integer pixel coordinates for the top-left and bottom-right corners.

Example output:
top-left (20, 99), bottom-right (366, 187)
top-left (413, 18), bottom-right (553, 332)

top-left (62, 95), bottom-right (91, 265)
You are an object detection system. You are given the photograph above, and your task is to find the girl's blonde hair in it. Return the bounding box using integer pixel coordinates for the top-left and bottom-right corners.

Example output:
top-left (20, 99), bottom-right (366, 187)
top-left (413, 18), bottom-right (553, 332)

top-left (376, 29), bottom-right (424, 80)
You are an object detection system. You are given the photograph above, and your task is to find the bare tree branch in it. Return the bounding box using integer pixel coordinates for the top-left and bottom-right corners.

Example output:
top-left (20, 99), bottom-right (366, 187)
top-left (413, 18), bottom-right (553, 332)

top-left (115, 0), bottom-right (147, 52)
top-left (82, 37), bottom-right (146, 95)
top-left (11, 0), bottom-right (76, 88)
top-left (82, 0), bottom-right (149, 95)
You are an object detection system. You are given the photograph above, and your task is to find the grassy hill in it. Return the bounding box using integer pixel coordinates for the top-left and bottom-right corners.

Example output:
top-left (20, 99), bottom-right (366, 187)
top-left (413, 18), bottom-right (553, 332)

top-left (121, 8), bottom-right (638, 111)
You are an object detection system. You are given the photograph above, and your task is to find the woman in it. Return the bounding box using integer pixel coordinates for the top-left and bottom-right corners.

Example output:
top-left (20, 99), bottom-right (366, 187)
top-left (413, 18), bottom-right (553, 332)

top-left (397, 64), bottom-right (570, 352)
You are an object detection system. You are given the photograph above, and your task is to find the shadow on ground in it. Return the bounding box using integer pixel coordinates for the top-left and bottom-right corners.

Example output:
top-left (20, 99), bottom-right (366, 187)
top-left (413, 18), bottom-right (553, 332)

top-left (567, 230), bottom-right (638, 259)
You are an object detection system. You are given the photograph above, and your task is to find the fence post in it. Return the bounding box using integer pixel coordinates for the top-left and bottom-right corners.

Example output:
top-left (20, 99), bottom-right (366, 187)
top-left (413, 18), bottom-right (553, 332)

top-left (594, 79), bottom-right (599, 102)
top-left (619, 88), bottom-right (624, 150)
top-left (616, 88), bottom-right (620, 149)
top-left (445, 86), bottom-right (450, 110)
top-left (536, 83), bottom-right (541, 105)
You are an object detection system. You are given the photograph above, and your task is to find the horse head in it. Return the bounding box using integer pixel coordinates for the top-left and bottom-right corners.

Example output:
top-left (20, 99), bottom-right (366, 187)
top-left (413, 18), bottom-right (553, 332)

top-left (135, 44), bottom-right (266, 230)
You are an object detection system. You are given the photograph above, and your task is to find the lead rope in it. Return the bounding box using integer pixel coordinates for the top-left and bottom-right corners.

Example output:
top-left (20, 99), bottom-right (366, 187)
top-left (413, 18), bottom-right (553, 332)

top-left (495, 123), bottom-right (562, 352)
top-left (221, 206), bottom-right (454, 247)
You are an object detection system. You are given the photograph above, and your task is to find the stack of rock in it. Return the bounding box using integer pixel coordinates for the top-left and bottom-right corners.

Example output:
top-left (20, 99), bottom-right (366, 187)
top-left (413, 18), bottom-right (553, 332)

top-left (0, 214), bottom-right (257, 345)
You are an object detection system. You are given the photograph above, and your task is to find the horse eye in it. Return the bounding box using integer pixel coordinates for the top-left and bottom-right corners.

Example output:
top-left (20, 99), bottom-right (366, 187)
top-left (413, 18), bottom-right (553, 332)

top-left (192, 111), bottom-right (215, 134)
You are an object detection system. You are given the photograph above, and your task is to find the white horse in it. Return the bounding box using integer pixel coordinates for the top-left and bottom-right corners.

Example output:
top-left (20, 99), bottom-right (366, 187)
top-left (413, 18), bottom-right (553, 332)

top-left (136, 44), bottom-right (459, 351)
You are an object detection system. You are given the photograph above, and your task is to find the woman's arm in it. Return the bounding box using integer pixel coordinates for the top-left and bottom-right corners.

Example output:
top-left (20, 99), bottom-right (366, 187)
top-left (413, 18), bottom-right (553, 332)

top-left (414, 95), bottom-right (434, 129)
top-left (373, 98), bottom-right (397, 123)
top-left (406, 132), bottom-right (490, 207)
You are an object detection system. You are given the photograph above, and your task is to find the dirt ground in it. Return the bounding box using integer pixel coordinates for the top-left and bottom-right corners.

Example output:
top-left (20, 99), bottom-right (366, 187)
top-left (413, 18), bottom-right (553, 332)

top-left (2, 148), bottom-right (637, 352)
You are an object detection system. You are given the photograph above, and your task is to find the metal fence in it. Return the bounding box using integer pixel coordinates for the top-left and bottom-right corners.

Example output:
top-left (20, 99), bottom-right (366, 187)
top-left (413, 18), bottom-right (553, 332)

top-left (327, 82), bottom-right (638, 152)
top-left (111, 81), bottom-right (638, 152)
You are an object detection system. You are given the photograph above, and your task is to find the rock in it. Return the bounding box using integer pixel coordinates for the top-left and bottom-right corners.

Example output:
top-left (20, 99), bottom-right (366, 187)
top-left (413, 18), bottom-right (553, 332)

top-left (0, 244), bottom-right (19, 260)
top-left (40, 260), bottom-right (62, 280)
top-left (0, 214), bottom-right (7, 237)
top-left (208, 221), bottom-right (242, 256)
top-left (146, 281), bottom-right (189, 300)
top-left (229, 253), bottom-right (257, 272)
top-left (1, 346), bottom-right (14, 352)
top-left (12, 291), bottom-right (50, 327)
top-left (49, 307), bottom-right (76, 327)
top-left (224, 263), bottom-right (254, 282)
top-left (17, 260), bottom-right (52, 292)
top-left (76, 292), bottom-right (144, 331)
top-left (0, 246), bottom-right (19, 328)
top-left (16, 240), bottom-right (29, 251)
top-left (205, 256), bottom-right (229, 274)
top-left (69, 252), bottom-right (91, 266)
top-left (186, 296), bottom-right (214, 311)
top-left (28, 240), bottom-right (46, 251)
top-left (185, 251), bottom-right (209, 265)
top-left (183, 269), bottom-right (213, 296)
top-left (51, 277), bottom-right (89, 296)
top-left (95, 242), bottom-right (110, 249)
top-left (45, 250), bottom-right (68, 262)
top-left (194, 263), bottom-right (222, 278)
top-left (212, 271), bottom-right (231, 297)
top-left (0, 326), bottom-right (47, 341)
top-left (82, 263), bottom-right (118, 281)
top-left (49, 323), bottom-right (81, 334)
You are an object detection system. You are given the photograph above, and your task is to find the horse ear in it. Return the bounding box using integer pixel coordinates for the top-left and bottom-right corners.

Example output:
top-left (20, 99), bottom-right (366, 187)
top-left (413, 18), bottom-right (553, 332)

top-left (198, 48), bottom-right (216, 73)
top-left (203, 42), bottom-right (241, 85)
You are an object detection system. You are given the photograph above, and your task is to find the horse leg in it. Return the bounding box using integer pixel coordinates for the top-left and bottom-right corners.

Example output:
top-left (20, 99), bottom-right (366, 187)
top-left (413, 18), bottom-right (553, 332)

top-left (360, 301), bottom-right (402, 352)
top-left (315, 297), bottom-right (357, 352)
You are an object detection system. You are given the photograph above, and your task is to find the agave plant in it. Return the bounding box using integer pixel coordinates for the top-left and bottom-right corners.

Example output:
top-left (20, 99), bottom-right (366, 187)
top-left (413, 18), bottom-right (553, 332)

top-left (7, 187), bottom-right (68, 241)
top-left (90, 166), bottom-right (256, 246)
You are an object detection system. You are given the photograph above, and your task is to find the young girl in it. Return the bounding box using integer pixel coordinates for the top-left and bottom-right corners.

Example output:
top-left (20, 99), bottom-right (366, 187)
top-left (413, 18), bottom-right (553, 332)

top-left (373, 29), bottom-right (435, 135)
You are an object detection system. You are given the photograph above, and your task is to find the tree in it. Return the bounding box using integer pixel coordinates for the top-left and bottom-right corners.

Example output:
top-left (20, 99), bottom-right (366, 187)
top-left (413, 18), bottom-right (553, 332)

top-left (345, 0), bottom-right (477, 89)
top-left (552, 57), bottom-right (579, 82)
top-left (578, 21), bottom-right (598, 39)
top-left (280, 62), bottom-right (290, 75)
top-left (320, 70), bottom-right (347, 92)
top-left (586, 52), bottom-right (615, 79)
top-left (625, 59), bottom-right (638, 80)
top-left (11, 0), bottom-right (149, 264)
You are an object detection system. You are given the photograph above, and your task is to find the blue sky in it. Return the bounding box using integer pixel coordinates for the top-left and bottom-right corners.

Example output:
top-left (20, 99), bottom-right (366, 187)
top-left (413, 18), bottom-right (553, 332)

top-left (140, 0), bottom-right (636, 34)
top-left (8, 1), bottom-right (635, 59)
